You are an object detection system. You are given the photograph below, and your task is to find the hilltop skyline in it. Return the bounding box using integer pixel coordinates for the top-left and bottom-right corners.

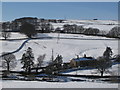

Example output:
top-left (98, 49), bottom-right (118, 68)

top-left (2, 2), bottom-right (118, 21)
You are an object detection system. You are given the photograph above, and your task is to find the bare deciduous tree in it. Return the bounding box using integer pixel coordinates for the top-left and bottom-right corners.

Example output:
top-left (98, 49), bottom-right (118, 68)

top-left (35, 54), bottom-right (46, 73)
top-left (96, 56), bottom-right (112, 76)
top-left (2, 31), bottom-right (11, 40)
top-left (37, 54), bottom-right (46, 67)
top-left (2, 52), bottom-right (17, 72)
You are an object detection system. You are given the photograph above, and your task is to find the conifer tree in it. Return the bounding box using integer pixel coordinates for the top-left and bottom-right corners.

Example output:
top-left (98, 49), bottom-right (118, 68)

top-left (21, 47), bottom-right (34, 73)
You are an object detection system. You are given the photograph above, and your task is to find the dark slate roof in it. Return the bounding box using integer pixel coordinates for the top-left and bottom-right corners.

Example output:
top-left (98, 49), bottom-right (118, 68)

top-left (73, 57), bottom-right (95, 62)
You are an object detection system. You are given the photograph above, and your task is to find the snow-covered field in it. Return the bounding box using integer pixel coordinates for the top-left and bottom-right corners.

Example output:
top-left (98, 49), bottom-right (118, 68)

top-left (1, 33), bottom-right (118, 69)
top-left (0, 32), bottom-right (119, 88)
top-left (63, 64), bottom-right (120, 76)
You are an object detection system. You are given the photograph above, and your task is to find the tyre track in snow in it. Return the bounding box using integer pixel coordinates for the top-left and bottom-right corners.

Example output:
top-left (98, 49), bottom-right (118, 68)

top-left (0, 37), bottom-right (52, 58)
top-left (0, 38), bottom-right (31, 58)
top-left (0, 36), bottom-right (118, 58)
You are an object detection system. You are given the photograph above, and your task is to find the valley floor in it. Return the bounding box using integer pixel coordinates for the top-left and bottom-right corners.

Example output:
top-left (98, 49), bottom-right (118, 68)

top-left (0, 33), bottom-right (119, 88)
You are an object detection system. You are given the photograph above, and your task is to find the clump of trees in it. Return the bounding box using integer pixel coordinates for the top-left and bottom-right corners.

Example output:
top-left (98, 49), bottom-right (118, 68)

top-left (58, 24), bottom-right (120, 39)
top-left (84, 28), bottom-right (100, 35)
top-left (77, 26), bottom-right (85, 34)
top-left (45, 54), bottom-right (63, 75)
top-left (20, 22), bottom-right (37, 38)
top-left (63, 24), bottom-right (78, 33)
top-left (40, 23), bottom-right (54, 33)
top-left (107, 26), bottom-right (120, 38)
top-left (1, 47), bottom-right (46, 74)
top-left (21, 47), bottom-right (46, 73)
top-left (62, 24), bottom-right (100, 35)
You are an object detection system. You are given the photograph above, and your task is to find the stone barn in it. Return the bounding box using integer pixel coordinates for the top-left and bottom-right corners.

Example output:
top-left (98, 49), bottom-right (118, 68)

top-left (70, 57), bottom-right (97, 68)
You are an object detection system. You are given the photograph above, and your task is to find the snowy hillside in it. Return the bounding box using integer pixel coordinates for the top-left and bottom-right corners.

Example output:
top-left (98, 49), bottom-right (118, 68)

top-left (51, 20), bottom-right (118, 33)
top-left (1, 33), bottom-right (118, 70)
top-left (64, 20), bottom-right (118, 25)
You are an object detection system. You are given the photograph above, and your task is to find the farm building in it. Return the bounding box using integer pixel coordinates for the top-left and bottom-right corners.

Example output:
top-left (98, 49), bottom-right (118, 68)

top-left (70, 56), bottom-right (97, 68)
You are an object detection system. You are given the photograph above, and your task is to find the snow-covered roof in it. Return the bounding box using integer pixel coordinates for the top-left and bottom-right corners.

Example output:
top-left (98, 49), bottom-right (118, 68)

top-left (73, 57), bottom-right (95, 62)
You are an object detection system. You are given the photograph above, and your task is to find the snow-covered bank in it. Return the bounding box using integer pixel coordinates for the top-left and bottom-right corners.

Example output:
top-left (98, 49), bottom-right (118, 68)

top-left (62, 64), bottom-right (120, 76)
top-left (2, 80), bottom-right (118, 88)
